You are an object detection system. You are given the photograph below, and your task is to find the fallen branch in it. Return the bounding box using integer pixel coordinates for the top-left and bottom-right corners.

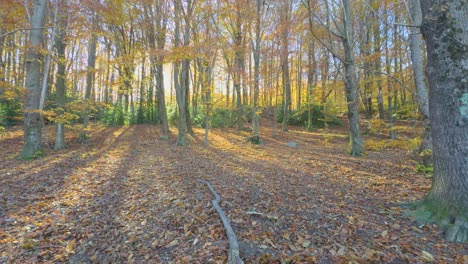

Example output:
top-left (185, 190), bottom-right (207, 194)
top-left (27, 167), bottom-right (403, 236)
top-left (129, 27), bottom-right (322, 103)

top-left (200, 180), bottom-right (244, 264)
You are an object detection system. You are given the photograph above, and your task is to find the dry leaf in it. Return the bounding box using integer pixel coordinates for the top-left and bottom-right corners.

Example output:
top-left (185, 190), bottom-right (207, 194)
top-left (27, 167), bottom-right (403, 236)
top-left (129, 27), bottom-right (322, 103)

top-left (166, 239), bottom-right (178, 247)
top-left (421, 250), bottom-right (434, 262)
top-left (66, 239), bottom-right (75, 253)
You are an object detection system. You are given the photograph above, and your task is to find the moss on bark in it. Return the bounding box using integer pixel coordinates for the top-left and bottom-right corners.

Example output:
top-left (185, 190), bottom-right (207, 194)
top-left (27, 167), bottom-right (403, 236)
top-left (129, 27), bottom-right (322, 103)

top-left (407, 197), bottom-right (468, 243)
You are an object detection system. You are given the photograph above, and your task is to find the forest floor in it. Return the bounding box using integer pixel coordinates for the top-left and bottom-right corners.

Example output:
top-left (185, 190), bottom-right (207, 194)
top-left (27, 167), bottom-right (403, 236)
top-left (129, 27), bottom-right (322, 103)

top-left (0, 118), bottom-right (467, 263)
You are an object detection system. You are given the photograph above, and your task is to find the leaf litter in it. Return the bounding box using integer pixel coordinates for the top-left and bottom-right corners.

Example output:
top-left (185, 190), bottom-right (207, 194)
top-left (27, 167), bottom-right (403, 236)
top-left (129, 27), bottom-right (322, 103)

top-left (0, 121), bottom-right (466, 263)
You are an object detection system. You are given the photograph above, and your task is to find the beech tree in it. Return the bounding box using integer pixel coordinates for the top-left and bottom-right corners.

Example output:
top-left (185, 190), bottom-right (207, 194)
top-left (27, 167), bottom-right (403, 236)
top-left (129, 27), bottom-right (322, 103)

top-left (54, 0), bottom-right (68, 150)
top-left (303, 0), bottom-right (363, 156)
top-left (405, 0), bottom-right (431, 153)
top-left (19, 0), bottom-right (48, 159)
top-left (411, 0), bottom-right (468, 242)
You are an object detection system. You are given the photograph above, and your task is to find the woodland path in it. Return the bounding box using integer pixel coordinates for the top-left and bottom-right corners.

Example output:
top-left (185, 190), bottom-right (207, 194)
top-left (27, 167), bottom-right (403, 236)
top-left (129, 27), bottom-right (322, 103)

top-left (0, 121), bottom-right (466, 263)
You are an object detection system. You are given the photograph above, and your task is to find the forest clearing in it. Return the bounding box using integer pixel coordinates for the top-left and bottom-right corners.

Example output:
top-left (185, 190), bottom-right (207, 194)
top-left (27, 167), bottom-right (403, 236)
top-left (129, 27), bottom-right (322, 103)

top-left (0, 119), bottom-right (466, 263)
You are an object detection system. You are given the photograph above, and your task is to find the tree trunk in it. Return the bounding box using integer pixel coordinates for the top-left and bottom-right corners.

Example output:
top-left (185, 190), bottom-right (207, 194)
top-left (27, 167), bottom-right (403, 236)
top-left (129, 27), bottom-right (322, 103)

top-left (250, 0), bottom-right (262, 144)
top-left (79, 13), bottom-right (97, 142)
top-left (408, 0), bottom-right (431, 153)
top-left (54, 0), bottom-right (67, 150)
top-left (20, 0), bottom-right (48, 159)
top-left (342, 0), bottom-right (363, 156)
top-left (371, 2), bottom-right (385, 120)
top-left (280, 0), bottom-right (291, 132)
top-left (412, 0), bottom-right (468, 243)
top-left (174, 0), bottom-right (186, 146)
top-left (233, 9), bottom-right (244, 131)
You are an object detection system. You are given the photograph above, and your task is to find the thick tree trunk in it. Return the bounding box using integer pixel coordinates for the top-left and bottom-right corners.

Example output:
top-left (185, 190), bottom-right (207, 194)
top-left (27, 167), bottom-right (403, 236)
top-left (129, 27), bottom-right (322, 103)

top-left (20, 0), bottom-right (48, 159)
top-left (413, 0), bottom-right (468, 242)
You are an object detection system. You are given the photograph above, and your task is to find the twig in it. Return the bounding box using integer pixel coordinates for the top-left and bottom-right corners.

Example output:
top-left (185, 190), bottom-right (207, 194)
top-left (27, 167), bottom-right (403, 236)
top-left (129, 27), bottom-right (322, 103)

top-left (246, 211), bottom-right (279, 222)
top-left (200, 180), bottom-right (243, 264)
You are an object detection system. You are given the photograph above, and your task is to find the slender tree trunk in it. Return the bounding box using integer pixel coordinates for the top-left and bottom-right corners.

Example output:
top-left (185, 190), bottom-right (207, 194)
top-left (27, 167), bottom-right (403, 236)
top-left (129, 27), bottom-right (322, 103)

top-left (342, 0), bottom-right (363, 156)
top-left (408, 0), bottom-right (431, 153)
top-left (233, 9), bottom-right (244, 131)
top-left (79, 14), bottom-right (97, 142)
top-left (174, 0), bottom-right (186, 145)
top-left (54, 0), bottom-right (67, 150)
top-left (251, 0), bottom-right (262, 144)
top-left (411, 0), bottom-right (468, 243)
top-left (20, 0), bottom-right (48, 159)
top-left (280, 0), bottom-right (291, 132)
top-left (307, 41), bottom-right (316, 130)
top-left (371, 2), bottom-right (385, 119)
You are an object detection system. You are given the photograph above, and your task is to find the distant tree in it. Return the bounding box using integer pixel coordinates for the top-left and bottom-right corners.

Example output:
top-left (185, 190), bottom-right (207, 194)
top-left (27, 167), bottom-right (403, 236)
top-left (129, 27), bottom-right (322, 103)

top-left (411, 0), bottom-right (468, 242)
top-left (20, 0), bottom-right (48, 159)
top-left (303, 0), bottom-right (363, 156)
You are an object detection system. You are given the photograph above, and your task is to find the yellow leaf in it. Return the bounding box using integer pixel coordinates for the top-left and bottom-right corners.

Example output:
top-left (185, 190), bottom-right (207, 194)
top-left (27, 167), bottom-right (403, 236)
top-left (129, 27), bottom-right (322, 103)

top-left (66, 239), bottom-right (75, 253)
top-left (302, 241), bottom-right (311, 248)
top-left (288, 244), bottom-right (298, 251)
top-left (381, 230), bottom-right (388, 238)
top-left (90, 255), bottom-right (97, 261)
top-left (166, 239), bottom-right (178, 247)
top-left (421, 250), bottom-right (434, 262)
top-left (282, 233), bottom-right (290, 240)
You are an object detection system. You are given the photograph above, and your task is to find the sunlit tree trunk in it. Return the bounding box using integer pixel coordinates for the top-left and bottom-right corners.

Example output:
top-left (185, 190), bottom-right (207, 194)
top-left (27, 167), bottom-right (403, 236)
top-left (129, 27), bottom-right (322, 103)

top-left (20, 0), bottom-right (48, 159)
top-left (407, 0), bottom-right (431, 154)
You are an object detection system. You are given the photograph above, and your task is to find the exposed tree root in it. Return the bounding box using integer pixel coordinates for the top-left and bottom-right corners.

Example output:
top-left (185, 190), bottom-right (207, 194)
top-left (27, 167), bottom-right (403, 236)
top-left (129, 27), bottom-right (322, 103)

top-left (200, 180), bottom-right (244, 264)
top-left (407, 200), bottom-right (468, 243)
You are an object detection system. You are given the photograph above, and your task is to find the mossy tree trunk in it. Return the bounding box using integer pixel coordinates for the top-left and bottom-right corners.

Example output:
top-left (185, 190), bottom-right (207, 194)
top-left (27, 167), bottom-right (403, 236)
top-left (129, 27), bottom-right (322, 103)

top-left (413, 0), bottom-right (468, 242)
top-left (20, 0), bottom-right (48, 159)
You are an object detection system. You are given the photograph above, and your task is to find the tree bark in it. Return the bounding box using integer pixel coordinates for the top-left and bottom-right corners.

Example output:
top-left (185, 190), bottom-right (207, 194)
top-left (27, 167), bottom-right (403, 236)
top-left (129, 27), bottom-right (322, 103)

top-left (408, 0), bottom-right (431, 153)
top-left (413, 0), bottom-right (468, 242)
top-left (251, 0), bottom-right (262, 144)
top-left (20, 0), bottom-right (48, 159)
top-left (342, 0), bottom-right (363, 156)
top-left (54, 0), bottom-right (67, 150)
top-left (280, 0), bottom-right (291, 132)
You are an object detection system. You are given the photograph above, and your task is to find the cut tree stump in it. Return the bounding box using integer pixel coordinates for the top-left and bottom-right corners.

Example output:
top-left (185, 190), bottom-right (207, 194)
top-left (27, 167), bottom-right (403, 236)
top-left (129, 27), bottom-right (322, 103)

top-left (200, 180), bottom-right (244, 264)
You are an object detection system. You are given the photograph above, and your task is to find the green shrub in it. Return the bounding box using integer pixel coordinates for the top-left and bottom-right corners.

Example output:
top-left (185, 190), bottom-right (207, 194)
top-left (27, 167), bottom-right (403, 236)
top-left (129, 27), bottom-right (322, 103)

top-left (276, 104), bottom-right (342, 129)
top-left (192, 107), bottom-right (235, 129)
top-left (167, 104), bottom-right (179, 126)
top-left (394, 104), bottom-right (419, 120)
top-left (0, 99), bottom-right (22, 127)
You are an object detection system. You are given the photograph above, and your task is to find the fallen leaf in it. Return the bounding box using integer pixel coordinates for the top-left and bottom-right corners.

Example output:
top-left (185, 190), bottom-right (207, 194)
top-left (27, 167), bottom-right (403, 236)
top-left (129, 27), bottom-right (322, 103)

top-left (166, 239), bottom-right (178, 247)
top-left (421, 250), bottom-right (434, 262)
top-left (66, 239), bottom-right (75, 253)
